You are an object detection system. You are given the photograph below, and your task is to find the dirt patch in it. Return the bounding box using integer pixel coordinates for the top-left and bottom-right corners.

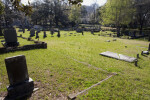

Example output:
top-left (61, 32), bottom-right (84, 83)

top-left (0, 91), bottom-right (7, 97)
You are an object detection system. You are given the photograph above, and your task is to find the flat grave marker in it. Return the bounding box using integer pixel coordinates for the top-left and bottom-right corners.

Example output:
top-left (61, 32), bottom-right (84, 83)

top-left (100, 51), bottom-right (137, 62)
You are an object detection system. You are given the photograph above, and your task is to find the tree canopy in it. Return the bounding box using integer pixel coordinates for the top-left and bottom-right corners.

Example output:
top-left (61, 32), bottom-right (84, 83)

top-left (10, 0), bottom-right (83, 15)
top-left (0, 0), bottom-right (4, 15)
top-left (100, 0), bottom-right (135, 36)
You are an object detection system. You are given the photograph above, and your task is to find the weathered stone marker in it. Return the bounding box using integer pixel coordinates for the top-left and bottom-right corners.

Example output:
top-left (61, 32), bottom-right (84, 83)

top-left (30, 28), bottom-right (35, 37)
top-left (4, 27), bottom-right (19, 47)
top-left (35, 31), bottom-right (39, 39)
top-left (148, 43), bottom-right (150, 51)
top-left (135, 60), bottom-right (138, 66)
top-left (5, 55), bottom-right (34, 99)
top-left (137, 54), bottom-right (139, 58)
top-left (141, 51), bottom-right (149, 55)
top-left (0, 28), bottom-right (3, 36)
top-left (43, 31), bottom-right (47, 38)
top-left (57, 31), bottom-right (60, 38)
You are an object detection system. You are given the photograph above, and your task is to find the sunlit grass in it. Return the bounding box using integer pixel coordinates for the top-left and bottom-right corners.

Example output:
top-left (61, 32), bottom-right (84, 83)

top-left (0, 28), bottom-right (150, 99)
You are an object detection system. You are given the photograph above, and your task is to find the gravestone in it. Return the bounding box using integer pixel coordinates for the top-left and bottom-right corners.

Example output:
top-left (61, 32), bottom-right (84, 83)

top-left (5, 55), bottom-right (34, 99)
top-left (43, 31), bottom-right (47, 38)
top-left (0, 29), bottom-right (3, 36)
top-left (106, 40), bottom-right (110, 42)
top-left (82, 32), bottom-right (84, 36)
top-left (113, 39), bottom-right (117, 41)
top-left (23, 28), bottom-right (25, 33)
top-left (50, 30), bottom-right (54, 36)
top-left (18, 29), bottom-right (23, 32)
top-left (148, 43), bottom-right (150, 51)
top-left (4, 28), bottom-right (19, 47)
top-left (35, 31), bottom-right (39, 39)
top-left (100, 51), bottom-right (137, 62)
top-left (57, 31), bottom-right (60, 38)
top-left (141, 51), bottom-right (149, 55)
top-left (148, 35), bottom-right (150, 41)
top-left (30, 28), bottom-right (35, 37)
top-left (91, 31), bottom-right (94, 35)
top-left (137, 54), bottom-right (139, 58)
top-left (135, 60), bottom-right (138, 66)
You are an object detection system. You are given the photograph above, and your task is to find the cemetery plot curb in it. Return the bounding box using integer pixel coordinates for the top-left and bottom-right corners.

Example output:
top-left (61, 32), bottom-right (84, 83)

top-left (68, 73), bottom-right (117, 100)
top-left (0, 36), bottom-right (47, 54)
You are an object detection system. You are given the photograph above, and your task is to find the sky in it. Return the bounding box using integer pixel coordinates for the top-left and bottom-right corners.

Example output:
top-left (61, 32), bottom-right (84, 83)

top-left (21, 0), bottom-right (107, 6)
top-left (82, 0), bottom-right (107, 6)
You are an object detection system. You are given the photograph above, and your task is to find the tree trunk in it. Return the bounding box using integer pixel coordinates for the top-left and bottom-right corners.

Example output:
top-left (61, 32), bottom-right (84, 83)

top-left (117, 26), bottom-right (120, 37)
top-left (139, 22), bottom-right (143, 35)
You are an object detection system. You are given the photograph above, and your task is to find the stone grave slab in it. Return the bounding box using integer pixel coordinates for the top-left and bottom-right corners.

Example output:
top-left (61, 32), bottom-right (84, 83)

top-left (100, 51), bottom-right (137, 62)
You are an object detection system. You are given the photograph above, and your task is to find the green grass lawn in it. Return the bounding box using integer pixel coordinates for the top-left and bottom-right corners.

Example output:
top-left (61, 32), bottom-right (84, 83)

top-left (0, 28), bottom-right (150, 99)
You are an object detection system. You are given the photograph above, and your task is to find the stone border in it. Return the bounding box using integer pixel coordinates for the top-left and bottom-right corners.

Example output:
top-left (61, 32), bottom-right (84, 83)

top-left (0, 36), bottom-right (47, 54)
top-left (68, 73), bottom-right (117, 100)
top-left (0, 37), bottom-right (4, 39)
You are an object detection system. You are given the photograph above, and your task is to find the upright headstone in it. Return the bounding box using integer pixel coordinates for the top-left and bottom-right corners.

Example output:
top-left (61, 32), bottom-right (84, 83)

top-left (57, 31), bottom-right (60, 38)
top-left (0, 28), bottom-right (3, 36)
top-left (35, 31), bottom-right (39, 39)
top-left (135, 60), bottom-right (138, 66)
top-left (91, 30), bottom-right (94, 35)
top-left (5, 55), bottom-right (34, 99)
top-left (148, 43), bottom-right (150, 51)
top-left (82, 32), bottom-right (84, 36)
top-left (30, 28), bottom-right (35, 37)
top-left (50, 29), bottom-right (54, 36)
top-left (148, 35), bottom-right (150, 41)
top-left (4, 27), bottom-right (19, 47)
top-left (137, 54), bottom-right (139, 58)
top-left (43, 31), bottom-right (47, 38)
top-left (23, 28), bottom-right (25, 33)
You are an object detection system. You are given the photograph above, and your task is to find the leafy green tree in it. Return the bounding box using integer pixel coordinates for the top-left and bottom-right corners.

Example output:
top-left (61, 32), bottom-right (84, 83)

top-left (101, 0), bottom-right (135, 37)
top-left (9, 0), bottom-right (83, 16)
top-left (134, 0), bottom-right (150, 34)
top-left (0, 0), bottom-right (4, 15)
top-left (69, 5), bottom-right (81, 25)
